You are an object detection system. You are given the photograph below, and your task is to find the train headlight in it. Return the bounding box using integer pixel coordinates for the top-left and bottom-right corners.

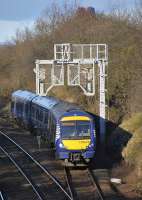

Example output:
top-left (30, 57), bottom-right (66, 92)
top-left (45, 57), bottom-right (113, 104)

top-left (89, 143), bottom-right (94, 148)
top-left (59, 143), bottom-right (65, 148)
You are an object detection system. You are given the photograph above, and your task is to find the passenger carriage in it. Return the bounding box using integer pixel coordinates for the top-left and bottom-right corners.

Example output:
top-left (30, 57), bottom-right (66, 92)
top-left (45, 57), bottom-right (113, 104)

top-left (11, 90), bottom-right (96, 165)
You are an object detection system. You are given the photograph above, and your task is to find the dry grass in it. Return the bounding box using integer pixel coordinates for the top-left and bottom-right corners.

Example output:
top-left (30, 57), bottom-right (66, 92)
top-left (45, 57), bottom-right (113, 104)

top-left (107, 113), bottom-right (142, 192)
top-left (121, 113), bottom-right (142, 163)
top-left (116, 113), bottom-right (142, 193)
top-left (120, 113), bottom-right (142, 133)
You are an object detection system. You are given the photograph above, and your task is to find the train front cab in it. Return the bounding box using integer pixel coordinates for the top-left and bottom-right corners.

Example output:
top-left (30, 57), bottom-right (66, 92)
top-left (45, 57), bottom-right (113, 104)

top-left (57, 111), bottom-right (96, 165)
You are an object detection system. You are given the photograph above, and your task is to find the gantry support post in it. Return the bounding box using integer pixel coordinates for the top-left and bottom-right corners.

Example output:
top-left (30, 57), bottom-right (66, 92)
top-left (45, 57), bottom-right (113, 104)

top-left (98, 61), bottom-right (106, 144)
top-left (35, 60), bottom-right (40, 95)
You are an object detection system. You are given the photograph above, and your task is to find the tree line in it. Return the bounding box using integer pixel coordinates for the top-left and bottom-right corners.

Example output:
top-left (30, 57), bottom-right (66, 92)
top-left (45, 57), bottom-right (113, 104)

top-left (0, 1), bottom-right (142, 123)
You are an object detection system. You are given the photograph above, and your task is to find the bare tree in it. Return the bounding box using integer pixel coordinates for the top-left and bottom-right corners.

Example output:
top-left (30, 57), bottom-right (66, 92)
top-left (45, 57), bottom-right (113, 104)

top-left (133, 0), bottom-right (142, 25)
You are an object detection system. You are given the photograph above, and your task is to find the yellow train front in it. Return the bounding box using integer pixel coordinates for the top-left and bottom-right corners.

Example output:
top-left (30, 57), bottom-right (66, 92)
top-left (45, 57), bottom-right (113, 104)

top-left (56, 111), bottom-right (96, 166)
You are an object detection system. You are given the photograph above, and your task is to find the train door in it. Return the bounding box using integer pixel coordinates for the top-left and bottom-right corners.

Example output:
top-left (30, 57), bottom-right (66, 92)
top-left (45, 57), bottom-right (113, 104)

top-left (48, 113), bottom-right (56, 147)
top-left (43, 110), bottom-right (48, 136)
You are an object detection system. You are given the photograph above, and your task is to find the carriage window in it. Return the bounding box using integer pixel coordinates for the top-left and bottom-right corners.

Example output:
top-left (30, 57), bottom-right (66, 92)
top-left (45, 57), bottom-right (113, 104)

top-left (44, 112), bottom-right (48, 123)
top-left (31, 105), bottom-right (36, 118)
top-left (25, 103), bottom-right (29, 114)
top-left (11, 101), bottom-right (14, 110)
top-left (39, 110), bottom-right (43, 121)
top-left (17, 101), bottom-right (23, 113)
top-left (35, 108), bottom-right (43, 121)
top-left (31, 106), bottom-right (34, 117)
top-left (36, 109), bottom-right (39, 119)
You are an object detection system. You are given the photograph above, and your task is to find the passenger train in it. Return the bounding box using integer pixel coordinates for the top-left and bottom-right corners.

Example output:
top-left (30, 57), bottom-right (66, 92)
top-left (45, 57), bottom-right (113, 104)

top-left (11, 90), bottom-right (96, 165)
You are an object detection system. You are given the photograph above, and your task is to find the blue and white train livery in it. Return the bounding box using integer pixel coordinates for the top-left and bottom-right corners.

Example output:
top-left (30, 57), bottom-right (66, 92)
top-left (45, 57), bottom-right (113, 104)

top-left (11, 90), bottom-right (96, 165)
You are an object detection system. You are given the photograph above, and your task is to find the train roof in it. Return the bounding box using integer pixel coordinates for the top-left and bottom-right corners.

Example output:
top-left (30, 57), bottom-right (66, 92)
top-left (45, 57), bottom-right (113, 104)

top-left (32, 95), bottom-right (59, 109)
top-left (12, 90), bottom-right (37, 101)
top-left (32, 95), bottom-right (81, 119)
top-left (12, 90), bottom-right (84, 119)
top-left (52, 101), bottom-right (81, 119)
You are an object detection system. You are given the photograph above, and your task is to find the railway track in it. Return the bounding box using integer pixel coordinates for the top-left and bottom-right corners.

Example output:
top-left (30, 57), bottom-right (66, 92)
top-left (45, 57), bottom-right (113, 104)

top-left (0, 130), bottom-right (72, 200)
top-left (88, 169), bottom-right (105, 200)
top-left (0, 191), bottom-right (5, 200)
top-left (64, 167), bottom-right (78, 200)
top-left (64, 167), bottom-right (124, 200)
top-left (0, 130), bottom-right (124, 200)
top-left (88, 169), bottom-right (124, 200)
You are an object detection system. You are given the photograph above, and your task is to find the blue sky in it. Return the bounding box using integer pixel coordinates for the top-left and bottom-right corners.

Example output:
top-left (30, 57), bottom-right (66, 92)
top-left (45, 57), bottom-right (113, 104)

top-left (0, 0), bottom-right (136, 42)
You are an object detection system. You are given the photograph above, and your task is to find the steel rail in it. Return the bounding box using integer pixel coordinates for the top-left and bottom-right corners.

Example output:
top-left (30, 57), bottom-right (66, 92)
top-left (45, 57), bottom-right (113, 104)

top-left (64, 167), bottom-right (78, 200)
top-left (0, 146), bottom-right (45, 200)
top-left (0, 191), bottom-right (4, 200)
top-left (0, 130), bottom-right (72, 200)
top-left (88, 169), bottom-right (105, 200)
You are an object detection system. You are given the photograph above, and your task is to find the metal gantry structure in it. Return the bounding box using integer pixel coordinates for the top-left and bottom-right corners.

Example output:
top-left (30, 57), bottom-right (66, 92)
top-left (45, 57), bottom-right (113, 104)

top-left (34, 43), bottom-right (108, 142)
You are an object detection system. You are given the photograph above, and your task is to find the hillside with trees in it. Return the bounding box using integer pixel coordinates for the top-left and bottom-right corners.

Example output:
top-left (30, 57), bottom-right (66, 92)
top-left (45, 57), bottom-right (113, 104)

top-left (0, 2), bottom-right (142, 121)
top-left (0, 0), bottom-right (142, 194)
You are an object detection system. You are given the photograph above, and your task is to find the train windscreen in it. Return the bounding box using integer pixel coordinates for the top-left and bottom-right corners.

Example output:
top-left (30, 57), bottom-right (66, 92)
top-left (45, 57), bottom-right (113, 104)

top-left (61, 121), bottom-right (90, 139)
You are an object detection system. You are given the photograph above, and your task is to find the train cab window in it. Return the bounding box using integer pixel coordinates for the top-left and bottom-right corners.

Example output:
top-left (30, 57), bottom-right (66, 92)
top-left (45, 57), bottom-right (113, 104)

top-left (61, 120), bottom-right (91, 139)
top-left (77, 121), bottom-right (90, 137)
top-left (61, 121), bottom-right (76, 138)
